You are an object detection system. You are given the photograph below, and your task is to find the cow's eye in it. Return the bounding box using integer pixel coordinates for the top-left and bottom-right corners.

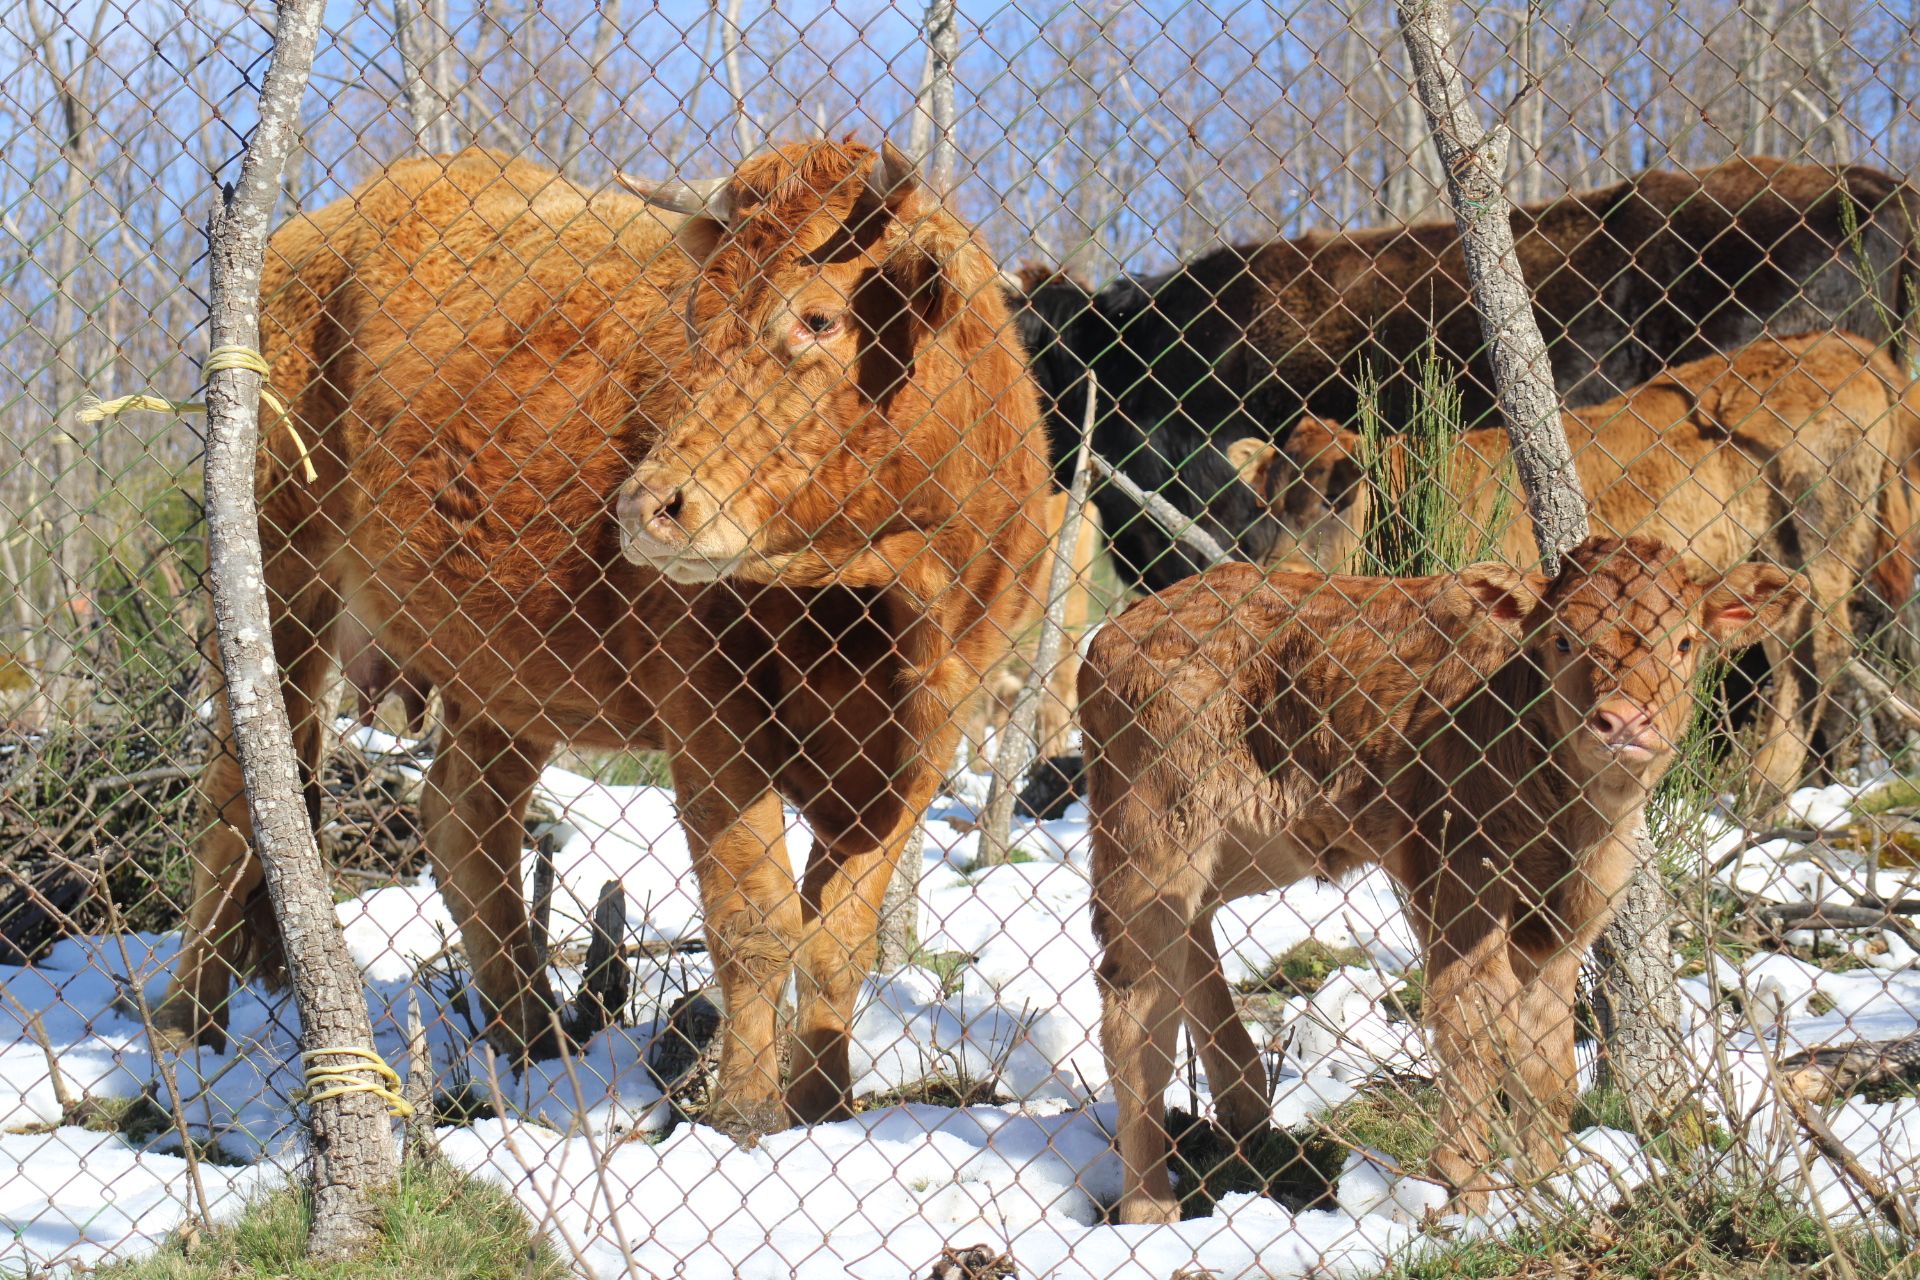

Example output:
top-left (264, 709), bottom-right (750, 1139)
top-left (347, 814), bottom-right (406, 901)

top-left (1554, 635), bottom-right (1572, 654)
top-left (1677, 636), bottom-right (1694, 654)
top-left (801, 312), bottom-right (840, 336)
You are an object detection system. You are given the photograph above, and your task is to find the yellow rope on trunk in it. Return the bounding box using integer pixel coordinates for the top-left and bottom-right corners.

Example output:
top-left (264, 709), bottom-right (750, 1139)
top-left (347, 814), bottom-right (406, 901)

top-left (77, 345), bottom-right (317, 482)
top-left (299, 1046), bottom-right (415, 1117)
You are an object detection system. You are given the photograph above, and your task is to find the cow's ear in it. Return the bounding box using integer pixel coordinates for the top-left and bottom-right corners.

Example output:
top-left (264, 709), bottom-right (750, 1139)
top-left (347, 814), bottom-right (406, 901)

top-left (1440, 561), bottom-right (1547, 636)
top-left (1226, 438), bottom-right (1278, 496)
top-left (1699, 562), bottom-right (1806, 647)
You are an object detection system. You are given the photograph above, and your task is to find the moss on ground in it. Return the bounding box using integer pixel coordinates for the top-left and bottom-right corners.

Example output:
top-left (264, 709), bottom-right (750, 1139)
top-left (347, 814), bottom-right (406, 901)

top-left (1240, 939), bottom-right (1374, 996)
top-left (92, 1160), bottom-right (566, 1280)
top-left (1380, 1176), bottom-right (1916, 1279)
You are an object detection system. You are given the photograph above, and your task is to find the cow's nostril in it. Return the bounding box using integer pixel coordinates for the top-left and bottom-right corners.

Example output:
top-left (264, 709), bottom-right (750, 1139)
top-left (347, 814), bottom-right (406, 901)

top-left (659, 488), bottom-right (684, 523)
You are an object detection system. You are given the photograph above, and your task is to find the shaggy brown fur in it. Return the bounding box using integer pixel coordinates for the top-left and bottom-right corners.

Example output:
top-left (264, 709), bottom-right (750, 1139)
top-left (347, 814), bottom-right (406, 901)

top-left (1080, 537), bottom-right (1803, 1223)
top-left (1230, 332), bottom-right (1920, 801)
top-left (156, 143), bottom-right (1052, 1133)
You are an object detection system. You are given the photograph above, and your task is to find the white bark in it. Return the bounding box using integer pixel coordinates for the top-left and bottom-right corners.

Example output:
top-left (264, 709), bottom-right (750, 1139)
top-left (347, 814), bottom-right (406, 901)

top-left (978, 379), bottom-right (1099, 865)
top-left (202, 0), bottom-right (398, 1257)
top-left (394, 0), bottom-right (458, 154)
top-left (910, 0), bottom-right (959, 191)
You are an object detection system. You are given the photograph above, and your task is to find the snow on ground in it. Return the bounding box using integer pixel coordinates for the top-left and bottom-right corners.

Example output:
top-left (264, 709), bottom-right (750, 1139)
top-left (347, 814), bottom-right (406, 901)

top-left (4, 742), bottom-right (1920, 1275)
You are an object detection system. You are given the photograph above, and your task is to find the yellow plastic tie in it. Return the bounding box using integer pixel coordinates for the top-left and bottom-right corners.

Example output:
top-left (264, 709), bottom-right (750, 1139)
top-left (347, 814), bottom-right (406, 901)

top-left (299, 1045), bottom-right (415, 1118)
top-left (76, 344), bottom-right (317, 483)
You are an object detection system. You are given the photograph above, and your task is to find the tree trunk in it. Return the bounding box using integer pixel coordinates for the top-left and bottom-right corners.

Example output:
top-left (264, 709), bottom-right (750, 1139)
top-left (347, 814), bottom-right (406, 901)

top-left (722, 0), bottom-right (753, 160)
top-left (909, 0), bottom-right (960, 192)
top-left (875, 824), bottom-right (927, 972)
top-left (202, 0), bottom-right (398, 1258)
top-left (394, 0), bottom-right (458, 155)
top-left (978, 378), bottom-right (1099, 866)
top-left (24, 0), bottom-right (107, 730)
top-left (1395, 0), bottom-right (1690, 1134)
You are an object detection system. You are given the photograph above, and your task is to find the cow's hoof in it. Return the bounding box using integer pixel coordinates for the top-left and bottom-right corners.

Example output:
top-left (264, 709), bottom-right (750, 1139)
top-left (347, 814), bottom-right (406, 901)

top-left (705, 1095), bottom-right (790, 1147)
top-left (146, 996), bottom-right (225, 1055)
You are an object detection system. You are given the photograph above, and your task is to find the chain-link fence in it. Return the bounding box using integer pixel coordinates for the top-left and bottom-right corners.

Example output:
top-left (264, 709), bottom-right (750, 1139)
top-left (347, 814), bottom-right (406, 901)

top-left (6, 0), bottom-right (1920, 1276)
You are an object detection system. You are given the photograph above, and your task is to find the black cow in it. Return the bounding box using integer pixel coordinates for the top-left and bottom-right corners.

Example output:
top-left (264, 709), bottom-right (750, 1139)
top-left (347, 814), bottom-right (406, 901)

top-left (1011, 157), bottom-right (1920, 590)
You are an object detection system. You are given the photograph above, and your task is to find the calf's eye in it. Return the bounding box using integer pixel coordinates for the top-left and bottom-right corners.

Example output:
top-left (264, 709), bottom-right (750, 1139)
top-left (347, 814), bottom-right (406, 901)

top-left (1677, 637), bottom-right (1694, 654)
top-left (1554, 635), bottom-right (1572, 654)
top-left (802, 312), bottom-right (840, 336)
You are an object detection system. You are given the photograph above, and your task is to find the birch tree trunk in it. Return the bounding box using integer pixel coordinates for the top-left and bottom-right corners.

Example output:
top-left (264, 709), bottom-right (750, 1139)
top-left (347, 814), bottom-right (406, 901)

top-left (394, 0), bottom-right (458, 155)
top-left (909, 0), bottom-right (959, 192)
top-left (978, 379), bottom-right (1098, 866)
top-left (1395, 0), bottom-right (1690, 1134)
top-left (203, 0), bottom-right (398, 1257)
top-left (24, 0), bottom-right (109, 730)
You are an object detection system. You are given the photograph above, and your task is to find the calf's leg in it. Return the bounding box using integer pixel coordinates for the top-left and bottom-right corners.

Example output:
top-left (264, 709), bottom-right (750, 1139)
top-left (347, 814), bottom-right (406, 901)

top-left (1184, 910), bottom-right (1268, 1139)
top-left (1502, 947), bottom-right (1583, 1187)
top-left (1415, 881), bottom-right (1521, 1210)
top-left (1096, 855), bottom-right (1203, 1225)
top-left (422, 719), bottom-right (556, 1060)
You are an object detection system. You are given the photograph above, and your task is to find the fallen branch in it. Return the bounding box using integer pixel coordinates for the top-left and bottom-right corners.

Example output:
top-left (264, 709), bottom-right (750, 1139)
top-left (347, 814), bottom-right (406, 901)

top-left (1084, 450), bottom-right (1234, 568)
top-left (1761, 901), bottom-right (1920, 952)
top-left (1781, 1033), bottom-right (1920, 1104)
top-left (567, 879), bottom-right (630, 1041)
top-left (1846, 658), bottom-right (1920, 731)
top-left (1777, 1074), bottom-right (1920, 1237)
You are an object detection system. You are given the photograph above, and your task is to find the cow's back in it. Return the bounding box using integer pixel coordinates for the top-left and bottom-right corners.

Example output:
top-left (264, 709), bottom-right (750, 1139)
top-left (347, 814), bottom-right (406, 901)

top-left (1082, 564), bottom-right (1521, 856)
top-left (253, 150), bottom-right (696, 735)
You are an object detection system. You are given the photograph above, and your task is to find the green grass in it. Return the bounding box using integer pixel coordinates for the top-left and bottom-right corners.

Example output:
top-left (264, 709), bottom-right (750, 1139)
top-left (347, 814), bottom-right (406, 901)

top-left (1239, 940), bottom-right (1373, 996)
top-left (93, 1161), bottom-right (566, 1280)
top-left (962, 847), bottom-right (1039, 878)
top-left (1855, 776), bottom-right (1920, 816)
top-left (1317, 1082), bottom-right (1446, 1176)
top-left (909, 948), bottom-right (974, 999)
top-left (1378, 1174), bottom-right (1915, 1279)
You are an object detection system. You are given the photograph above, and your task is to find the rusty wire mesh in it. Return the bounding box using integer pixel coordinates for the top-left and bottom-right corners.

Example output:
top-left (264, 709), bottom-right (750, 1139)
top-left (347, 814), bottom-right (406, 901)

top-left (4, 1), bottom-right (1920, 1277)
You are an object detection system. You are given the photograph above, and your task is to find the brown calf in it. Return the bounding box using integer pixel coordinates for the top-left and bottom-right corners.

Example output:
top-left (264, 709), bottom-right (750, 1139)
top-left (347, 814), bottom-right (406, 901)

top-left (156, 142), bottom-right (1051, 1136)
top-left (1229, 332), bottom-right (1918, 801)
top-left (1080, 537), bottom-right (1802, 1223)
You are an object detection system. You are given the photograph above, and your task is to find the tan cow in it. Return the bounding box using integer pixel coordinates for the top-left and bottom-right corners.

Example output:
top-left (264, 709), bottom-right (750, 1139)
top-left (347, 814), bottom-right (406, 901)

top-left (1080, 537), bottom-right (1803, 1223)
top-left (1228, 332), bottom-right (1919, 801)
top-left (155, 142), bottom-right (1053, 1136)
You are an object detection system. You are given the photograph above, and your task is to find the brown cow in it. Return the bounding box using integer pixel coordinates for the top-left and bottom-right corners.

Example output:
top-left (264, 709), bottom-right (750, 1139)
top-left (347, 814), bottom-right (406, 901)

top-left (1080, 537), bottom-right (1803, 1223)
top-left (1228, 332), bottom-right (1920, 801)
top-left (154, 142), bottom-right (1052, 1135)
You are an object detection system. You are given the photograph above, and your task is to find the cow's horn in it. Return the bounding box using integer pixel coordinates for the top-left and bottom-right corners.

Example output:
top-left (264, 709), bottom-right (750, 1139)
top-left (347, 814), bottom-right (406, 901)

top-left (617, 172), bottom-right (733, 224)
top-left (864, 140), bottom-right (920, 208)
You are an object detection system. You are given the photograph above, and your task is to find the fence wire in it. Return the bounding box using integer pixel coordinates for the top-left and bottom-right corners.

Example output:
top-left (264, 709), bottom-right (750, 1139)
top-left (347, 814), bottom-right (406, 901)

top-left (4, 1), bottom-right (1920, 1277)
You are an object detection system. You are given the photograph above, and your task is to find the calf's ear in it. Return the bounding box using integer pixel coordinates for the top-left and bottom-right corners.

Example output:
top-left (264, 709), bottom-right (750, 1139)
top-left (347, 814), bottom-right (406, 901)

top-left (1226, 438), bottom-right (1279, 497)
top-left (1438, 561), bottom-right (1547, 636)
top-left (1699, 563), bottom-right (1807, 647)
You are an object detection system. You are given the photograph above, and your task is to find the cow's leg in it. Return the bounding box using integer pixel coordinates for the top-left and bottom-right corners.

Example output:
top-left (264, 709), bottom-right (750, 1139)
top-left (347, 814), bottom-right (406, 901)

top-left (1184, 909), bottom-right (1268, 1140)
top-left (672, 746), bottom-right (797, 1138)
top-left (789, 763), bottom-right (942, 1124)
top-left (1503, 947), bottom-right (1582, 1186)
top-left (422, 718), bottom-right (556, 1060)
top-left (1416, 881), bottom-right (1521, 1211)
top-left (1096, 850), bottom-right (1202, 1226)
top-left (155, 608), bottom-right (332, 1051)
